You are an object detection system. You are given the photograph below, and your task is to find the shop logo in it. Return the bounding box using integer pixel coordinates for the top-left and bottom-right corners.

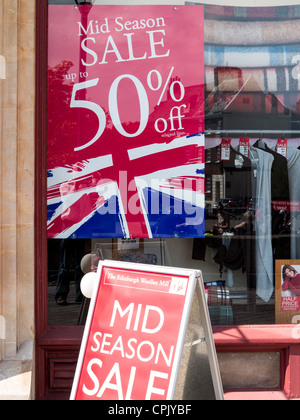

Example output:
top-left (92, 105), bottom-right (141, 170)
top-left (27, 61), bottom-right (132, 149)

top-left (0, 315), bottom-right (5, 340)
top-left (0, 55), bottom-right (6, 79)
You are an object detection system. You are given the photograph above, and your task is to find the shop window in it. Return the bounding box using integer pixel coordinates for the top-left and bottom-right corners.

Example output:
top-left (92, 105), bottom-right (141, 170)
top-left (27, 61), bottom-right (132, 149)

top-left (202, 1), bottom-right (300, 326)
top-left (46, 0), bottom-right (300, 328)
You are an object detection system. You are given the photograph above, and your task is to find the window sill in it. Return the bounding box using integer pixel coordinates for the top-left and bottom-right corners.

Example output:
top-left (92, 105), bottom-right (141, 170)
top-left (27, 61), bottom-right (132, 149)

top-left (213, 325), bottom-right (300, 350)
top-left (224, 389), bottom-right (288, 400)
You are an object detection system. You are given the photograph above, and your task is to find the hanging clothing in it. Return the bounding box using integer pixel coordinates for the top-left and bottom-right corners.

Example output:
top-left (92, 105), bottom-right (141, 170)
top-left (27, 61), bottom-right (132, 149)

top-left (250, 145), bottom-right (274, 303)
top-left (222, 147), bottom-right (255, 289)
top-left (197, 145), bottom-right (256, 304)
top-left (192, 238), bottom-right (207, 261)
top-left (253, 140), bottom-right (291, 261)
top-left (222, 146), bottom-right (253, 207)
top-left (253, 140), bottom-right (290, 203)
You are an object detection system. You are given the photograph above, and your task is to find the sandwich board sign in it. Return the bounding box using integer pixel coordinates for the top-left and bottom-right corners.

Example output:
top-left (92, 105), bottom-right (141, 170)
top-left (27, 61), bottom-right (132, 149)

top-left (70, 260), bottom-right (223, 400)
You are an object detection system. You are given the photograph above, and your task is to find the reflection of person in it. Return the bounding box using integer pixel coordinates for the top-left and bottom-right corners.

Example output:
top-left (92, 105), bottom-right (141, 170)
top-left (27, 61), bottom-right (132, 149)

top-left (213, 203), bottom-right (230, 234)
top-left (232, 211), bottom-right (254, 234)
top-left (55, 239), bottom-right (85, 305)
top-left (282, 265), bottom-right (300, 296)
top-left (278, 210), bottom-right (291, 234)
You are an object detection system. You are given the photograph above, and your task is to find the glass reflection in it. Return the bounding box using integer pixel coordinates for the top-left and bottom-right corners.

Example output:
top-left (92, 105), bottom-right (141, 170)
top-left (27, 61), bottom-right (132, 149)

top-left (47, 1), bottom-right (300, 327)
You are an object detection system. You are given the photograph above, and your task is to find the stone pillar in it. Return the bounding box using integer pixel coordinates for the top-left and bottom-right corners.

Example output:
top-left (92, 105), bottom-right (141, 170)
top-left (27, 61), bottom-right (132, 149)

top-left (0, 0), bottom-right (35, 399)
top-left (0, 0), bottom-right (19, 361)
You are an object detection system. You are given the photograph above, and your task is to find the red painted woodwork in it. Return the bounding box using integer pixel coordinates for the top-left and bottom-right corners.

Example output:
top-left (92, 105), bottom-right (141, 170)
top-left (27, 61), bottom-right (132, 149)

top-left (213, 325), bottom-right (300, 399)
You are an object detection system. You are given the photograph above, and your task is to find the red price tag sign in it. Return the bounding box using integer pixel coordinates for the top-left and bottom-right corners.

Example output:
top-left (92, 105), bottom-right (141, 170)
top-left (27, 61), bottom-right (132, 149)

top-left (70, 261), bottom-right (198, 400)
top-left (276, 139), bottom-right (288, 157)
top-left (239, 137), bottom-right (250, 157)
top-left (221, 138), bottom-right (231, 161)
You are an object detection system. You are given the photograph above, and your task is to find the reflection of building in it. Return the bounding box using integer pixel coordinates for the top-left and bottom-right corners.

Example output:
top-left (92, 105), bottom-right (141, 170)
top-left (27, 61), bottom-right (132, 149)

top-left (206, 66), bottom-right (294, 134)
top-left (204, 146), bottom-right (224, 213)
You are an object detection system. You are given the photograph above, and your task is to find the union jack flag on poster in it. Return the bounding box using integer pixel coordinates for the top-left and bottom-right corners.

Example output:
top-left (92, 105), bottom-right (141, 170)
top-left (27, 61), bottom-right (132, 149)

top-left (47, 5), bottom-right (205, 239)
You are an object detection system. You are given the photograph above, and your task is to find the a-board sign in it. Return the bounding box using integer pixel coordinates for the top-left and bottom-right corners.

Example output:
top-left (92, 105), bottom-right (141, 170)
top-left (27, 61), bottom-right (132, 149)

top-left (70, 260), bottom-right (223, 400)
top-left (47, 5), bottom-right (205, 240)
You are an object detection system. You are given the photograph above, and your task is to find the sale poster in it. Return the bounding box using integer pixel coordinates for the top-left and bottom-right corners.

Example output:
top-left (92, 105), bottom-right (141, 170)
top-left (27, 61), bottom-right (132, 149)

top-left (71, 262), bottom-right (196, 400)
top-left (279, 262), bottom-right (300, 311)
top-left (47, 5), bottom-right (205, 239)
top-left (275, 260), bottom-right (300, 324)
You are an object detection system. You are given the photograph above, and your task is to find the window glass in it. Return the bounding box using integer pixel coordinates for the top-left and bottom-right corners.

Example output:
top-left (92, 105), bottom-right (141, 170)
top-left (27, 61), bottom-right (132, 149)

top-left (47, 1), bottom-right (300, 327)
top-left (201, 2), bottom-right (300, 326)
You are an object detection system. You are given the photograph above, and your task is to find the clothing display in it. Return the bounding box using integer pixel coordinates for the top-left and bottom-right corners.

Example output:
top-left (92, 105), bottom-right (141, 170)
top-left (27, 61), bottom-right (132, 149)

top-left (189, 2), bottom-right (300, 322)
top-left (253, 140), bottom-right (290, 203)
top-left (195, 140), bottom-right (300, 304)
top-left (194, 144), bottom-right (256, 303)
top-left (249, 145), bottom-right (274, 303)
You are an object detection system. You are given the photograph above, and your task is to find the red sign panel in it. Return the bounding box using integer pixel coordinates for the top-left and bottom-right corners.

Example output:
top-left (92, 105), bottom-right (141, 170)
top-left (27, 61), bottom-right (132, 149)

top-left (71, 262), bottom-right (197, 400)
top-left (47, 5), bottom-right (205, 239)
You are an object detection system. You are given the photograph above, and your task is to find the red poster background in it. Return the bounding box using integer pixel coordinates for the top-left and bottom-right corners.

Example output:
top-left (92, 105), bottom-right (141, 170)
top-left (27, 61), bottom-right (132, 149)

top-left (47, 5), bottom-right (205, 239)
top-left (74, 267), bottom-right (191, 400)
